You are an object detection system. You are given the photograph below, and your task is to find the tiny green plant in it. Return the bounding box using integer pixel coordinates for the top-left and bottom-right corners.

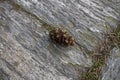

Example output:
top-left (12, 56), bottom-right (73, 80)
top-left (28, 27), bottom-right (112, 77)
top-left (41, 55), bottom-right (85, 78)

top-left (81, 23), bottom-right (120, 80)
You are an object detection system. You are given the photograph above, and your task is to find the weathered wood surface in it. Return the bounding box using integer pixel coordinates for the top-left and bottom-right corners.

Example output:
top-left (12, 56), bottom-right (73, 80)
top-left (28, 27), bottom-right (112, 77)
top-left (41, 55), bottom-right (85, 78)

top-left (102, 48), bottom-right (120, 80)
top-left (0, 0), bottom-right (120, 80)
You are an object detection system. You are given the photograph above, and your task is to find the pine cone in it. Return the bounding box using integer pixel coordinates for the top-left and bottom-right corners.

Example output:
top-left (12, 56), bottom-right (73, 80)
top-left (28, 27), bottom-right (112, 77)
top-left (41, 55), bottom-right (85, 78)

top-left (49, 28), bottom-right (75, 46)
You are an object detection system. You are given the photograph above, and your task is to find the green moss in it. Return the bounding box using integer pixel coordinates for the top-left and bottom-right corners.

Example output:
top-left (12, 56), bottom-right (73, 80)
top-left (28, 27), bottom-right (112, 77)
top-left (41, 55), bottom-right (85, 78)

top-left (106, 16), bottom-right (118, 24)
top-left (42, 23), bottom-right (56, 31)
top-left (115, 23), bottom-right (120, 47)
top-left (81, 24), bottom-right (120, 80)
top-left (82, 73), bottom-right (98, 80)
top-left (68, 62), bottom-right (80, 68)
top-left (88, 51), bottom-right (94, 56)
top-left (81, 54), bottom-right (105, 80)
top-left (115, 23), bottom-right (120, 38)
top-left (11, 1), bottom-right (21, 10)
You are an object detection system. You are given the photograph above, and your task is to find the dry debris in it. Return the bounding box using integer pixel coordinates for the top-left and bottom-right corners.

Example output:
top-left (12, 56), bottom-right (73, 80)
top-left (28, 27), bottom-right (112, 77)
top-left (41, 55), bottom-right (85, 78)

top-left (81, 25), bottom-right (120, 80)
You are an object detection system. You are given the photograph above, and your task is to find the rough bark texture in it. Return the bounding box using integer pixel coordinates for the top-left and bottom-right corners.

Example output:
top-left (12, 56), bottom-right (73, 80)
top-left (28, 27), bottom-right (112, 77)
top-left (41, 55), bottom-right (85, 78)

top-left (0, 0), bottom-right (120, 80)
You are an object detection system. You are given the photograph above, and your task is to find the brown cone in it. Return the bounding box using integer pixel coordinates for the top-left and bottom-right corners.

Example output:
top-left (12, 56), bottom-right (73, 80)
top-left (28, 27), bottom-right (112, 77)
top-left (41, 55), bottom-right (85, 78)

top-left (49, 28), bottom-right (75, 46)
